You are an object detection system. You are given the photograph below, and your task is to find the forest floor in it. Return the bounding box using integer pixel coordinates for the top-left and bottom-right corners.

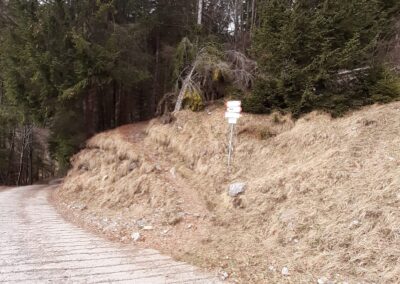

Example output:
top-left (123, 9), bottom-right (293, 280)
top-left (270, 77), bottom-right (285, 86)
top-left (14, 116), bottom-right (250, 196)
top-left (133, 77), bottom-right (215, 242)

top-left (55, 102), bottom-right (400, 283)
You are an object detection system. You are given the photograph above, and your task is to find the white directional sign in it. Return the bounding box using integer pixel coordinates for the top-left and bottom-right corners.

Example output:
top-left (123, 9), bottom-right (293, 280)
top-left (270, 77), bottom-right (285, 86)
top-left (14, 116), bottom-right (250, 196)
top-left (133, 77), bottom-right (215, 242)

top-left (227, 106), bottom-right (242, 113)
top-left (225, 112), bottom-right (241, 118)
top-left (225, 101), bottom-right (242, 125)
top-left (226, 101), bottom-right (241, 108)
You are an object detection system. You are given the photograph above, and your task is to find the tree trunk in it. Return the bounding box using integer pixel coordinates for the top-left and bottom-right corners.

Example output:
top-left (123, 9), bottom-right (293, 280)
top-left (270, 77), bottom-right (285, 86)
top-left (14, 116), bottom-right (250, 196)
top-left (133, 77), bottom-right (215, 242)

top-left (197, 0), bottom-right (203, 25)
top-left (27, 130), bottom-right (33, 185)
top-left (6, 128), bottom-right (16, 184)
top-left (151, 35), bottom-right (160, 118)
top-left (174, 63), bottom-right (196, 112)
top-left (112, 80), bottom-right (117, 128)
top-left (251, 0), bottom-right (257, 35)
top-left (115, 83), bottom-right (121, 126)
top-left (234, 0), bottom-right (240, 49)
top-left (16, 127), bottom-right (27, 186)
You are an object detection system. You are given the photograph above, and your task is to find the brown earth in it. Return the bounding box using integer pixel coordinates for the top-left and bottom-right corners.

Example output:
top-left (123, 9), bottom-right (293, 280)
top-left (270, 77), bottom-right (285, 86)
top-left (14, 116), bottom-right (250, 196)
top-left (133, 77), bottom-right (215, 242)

top-left (56, 101), bottom-right (400, 283)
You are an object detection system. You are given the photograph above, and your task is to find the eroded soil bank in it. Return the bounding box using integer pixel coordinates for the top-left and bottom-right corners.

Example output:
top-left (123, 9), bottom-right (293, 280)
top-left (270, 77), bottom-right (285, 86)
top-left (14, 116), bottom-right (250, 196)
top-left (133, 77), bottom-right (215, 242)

top-left (56, 102), bottom-right (400, 283)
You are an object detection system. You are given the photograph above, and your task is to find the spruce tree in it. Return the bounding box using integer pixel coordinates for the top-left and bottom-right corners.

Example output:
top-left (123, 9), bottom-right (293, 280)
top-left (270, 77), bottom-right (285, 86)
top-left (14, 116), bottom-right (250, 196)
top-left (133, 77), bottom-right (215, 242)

top-left (247, 0), bottom-right (400, 116)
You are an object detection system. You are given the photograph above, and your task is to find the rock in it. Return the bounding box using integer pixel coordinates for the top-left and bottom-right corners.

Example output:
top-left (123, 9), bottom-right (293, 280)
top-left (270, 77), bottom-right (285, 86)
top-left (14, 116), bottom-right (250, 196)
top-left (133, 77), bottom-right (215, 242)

top-left (219, 271), bottom-right (229, 280)
top-left (228, 182), bottom-right (246, 197)
top-left (143, 225), bottom-right (153, 231)
top-left (186, 224), bottom-right (193, 229)
top-left (317, 277), bottom-right (328, 284)
top-left (136, 219), bottom-right (147, 229)
top-left (170, 167), bottom-right (176, 178)
top-left (349, 220), bottom-right (361, 228)
top-left (131, 232), bottom-right (141, 242)
top-left (72, 202), bottom-right (87, 211)
top-left (281, 266), bottom-right (289, 276)
top-left (268, 265), bottom-right (276, 272)
top-left (102, 175), bottom-right (108, 182)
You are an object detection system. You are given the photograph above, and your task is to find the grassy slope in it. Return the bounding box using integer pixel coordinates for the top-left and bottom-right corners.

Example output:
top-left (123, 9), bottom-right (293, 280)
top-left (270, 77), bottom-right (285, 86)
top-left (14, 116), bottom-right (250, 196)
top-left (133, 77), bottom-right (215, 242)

top-left (58, 102), bottom-right (400, 283)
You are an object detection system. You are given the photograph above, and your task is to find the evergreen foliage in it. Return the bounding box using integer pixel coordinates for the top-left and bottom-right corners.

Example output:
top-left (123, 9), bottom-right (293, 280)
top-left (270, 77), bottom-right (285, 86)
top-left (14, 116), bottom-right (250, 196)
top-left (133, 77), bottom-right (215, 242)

top-left (247, 0), bottom-right (400, 116)
top-left (0, 0), bottom-right (399, 184)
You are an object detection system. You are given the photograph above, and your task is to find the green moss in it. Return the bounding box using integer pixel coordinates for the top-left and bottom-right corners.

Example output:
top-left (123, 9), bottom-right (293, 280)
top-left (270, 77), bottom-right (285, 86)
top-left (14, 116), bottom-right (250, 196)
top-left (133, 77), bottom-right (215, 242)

top-left (183, 90), bottom-right (205, 111)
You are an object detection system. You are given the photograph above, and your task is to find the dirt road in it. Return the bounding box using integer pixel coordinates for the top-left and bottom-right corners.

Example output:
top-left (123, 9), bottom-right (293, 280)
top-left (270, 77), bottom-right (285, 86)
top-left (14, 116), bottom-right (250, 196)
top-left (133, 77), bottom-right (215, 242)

top-left (0, 185), bottom-right (221, 283)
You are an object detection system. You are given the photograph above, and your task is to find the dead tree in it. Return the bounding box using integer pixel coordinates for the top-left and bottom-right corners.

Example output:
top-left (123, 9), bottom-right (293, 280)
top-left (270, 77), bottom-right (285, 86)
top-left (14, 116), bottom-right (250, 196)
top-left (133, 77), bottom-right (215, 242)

top-left (173, 47), bottom-right (256, 112)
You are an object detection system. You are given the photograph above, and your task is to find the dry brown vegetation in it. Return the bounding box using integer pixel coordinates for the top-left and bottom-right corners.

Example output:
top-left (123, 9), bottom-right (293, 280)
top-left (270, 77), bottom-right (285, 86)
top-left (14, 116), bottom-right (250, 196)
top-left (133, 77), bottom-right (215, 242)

top-left (57, 102), bottom-right (400, 283)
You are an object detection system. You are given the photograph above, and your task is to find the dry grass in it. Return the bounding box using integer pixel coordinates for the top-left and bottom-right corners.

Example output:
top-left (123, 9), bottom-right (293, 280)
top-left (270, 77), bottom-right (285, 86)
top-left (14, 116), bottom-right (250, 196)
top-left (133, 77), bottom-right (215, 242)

top-left (58, 102), bottom-right (400, 283)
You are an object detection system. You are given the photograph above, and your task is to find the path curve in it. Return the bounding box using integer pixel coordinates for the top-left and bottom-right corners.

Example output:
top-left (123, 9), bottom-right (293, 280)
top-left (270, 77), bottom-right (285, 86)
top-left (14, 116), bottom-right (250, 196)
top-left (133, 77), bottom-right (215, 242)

top-left (0, 185), bottom-right (222, 284)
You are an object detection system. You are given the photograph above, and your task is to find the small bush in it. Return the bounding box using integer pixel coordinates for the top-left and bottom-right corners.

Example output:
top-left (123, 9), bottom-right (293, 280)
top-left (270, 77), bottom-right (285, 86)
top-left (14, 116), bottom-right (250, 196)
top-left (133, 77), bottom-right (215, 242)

top-left (183, 90), bottom-right (205, 111)
top-left (370, 73), bottom-right (400, 103)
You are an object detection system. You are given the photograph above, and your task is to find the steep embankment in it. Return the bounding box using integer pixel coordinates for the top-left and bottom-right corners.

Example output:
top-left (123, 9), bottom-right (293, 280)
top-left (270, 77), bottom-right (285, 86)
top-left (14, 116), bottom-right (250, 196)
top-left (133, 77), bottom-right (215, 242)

top-left (57, 102), bottom-right (400, 283)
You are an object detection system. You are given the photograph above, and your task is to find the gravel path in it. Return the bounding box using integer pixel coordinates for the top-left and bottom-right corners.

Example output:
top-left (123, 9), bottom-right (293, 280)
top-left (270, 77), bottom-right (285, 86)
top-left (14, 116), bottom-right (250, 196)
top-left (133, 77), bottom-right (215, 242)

top-left (0, 185), bottom-right (221, 284)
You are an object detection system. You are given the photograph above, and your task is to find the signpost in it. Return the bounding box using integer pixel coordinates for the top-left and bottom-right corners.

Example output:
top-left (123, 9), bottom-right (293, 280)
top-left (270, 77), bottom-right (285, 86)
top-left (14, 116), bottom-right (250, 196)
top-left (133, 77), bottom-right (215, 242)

top-left (225, 101), bottom-right (242, 171)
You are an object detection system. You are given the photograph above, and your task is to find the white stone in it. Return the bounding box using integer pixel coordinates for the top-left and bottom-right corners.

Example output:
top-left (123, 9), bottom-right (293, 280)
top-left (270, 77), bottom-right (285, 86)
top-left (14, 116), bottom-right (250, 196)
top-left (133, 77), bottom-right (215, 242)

top-left (136, 219), bottom-right (147, 228)
top-left (131, 232), bottom-right (141, 241)
top-left (228, 182), bottom-right (246, 197)
top-left (317, 277), bottom-right (328, 284)
top-left (71, 202), bottom-right (87, 211)
top-left (281, 266), bottom-right (289, 276)
top-left (219, 271), bottom-right (229, 280)
top-left (170, 167), bottom-right (176, 178)
top-left (143, 225), bottom-right (153, 231)
top-left (350, 220), bottom-right (361, 228)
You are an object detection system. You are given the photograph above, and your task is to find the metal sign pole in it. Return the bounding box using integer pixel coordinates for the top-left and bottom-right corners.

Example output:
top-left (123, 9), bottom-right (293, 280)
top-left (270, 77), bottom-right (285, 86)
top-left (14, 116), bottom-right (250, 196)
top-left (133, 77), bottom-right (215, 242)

top-left (225, 100), bottom-right (241, 173)
top-left (227, 123), bottom-right (235, 172)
